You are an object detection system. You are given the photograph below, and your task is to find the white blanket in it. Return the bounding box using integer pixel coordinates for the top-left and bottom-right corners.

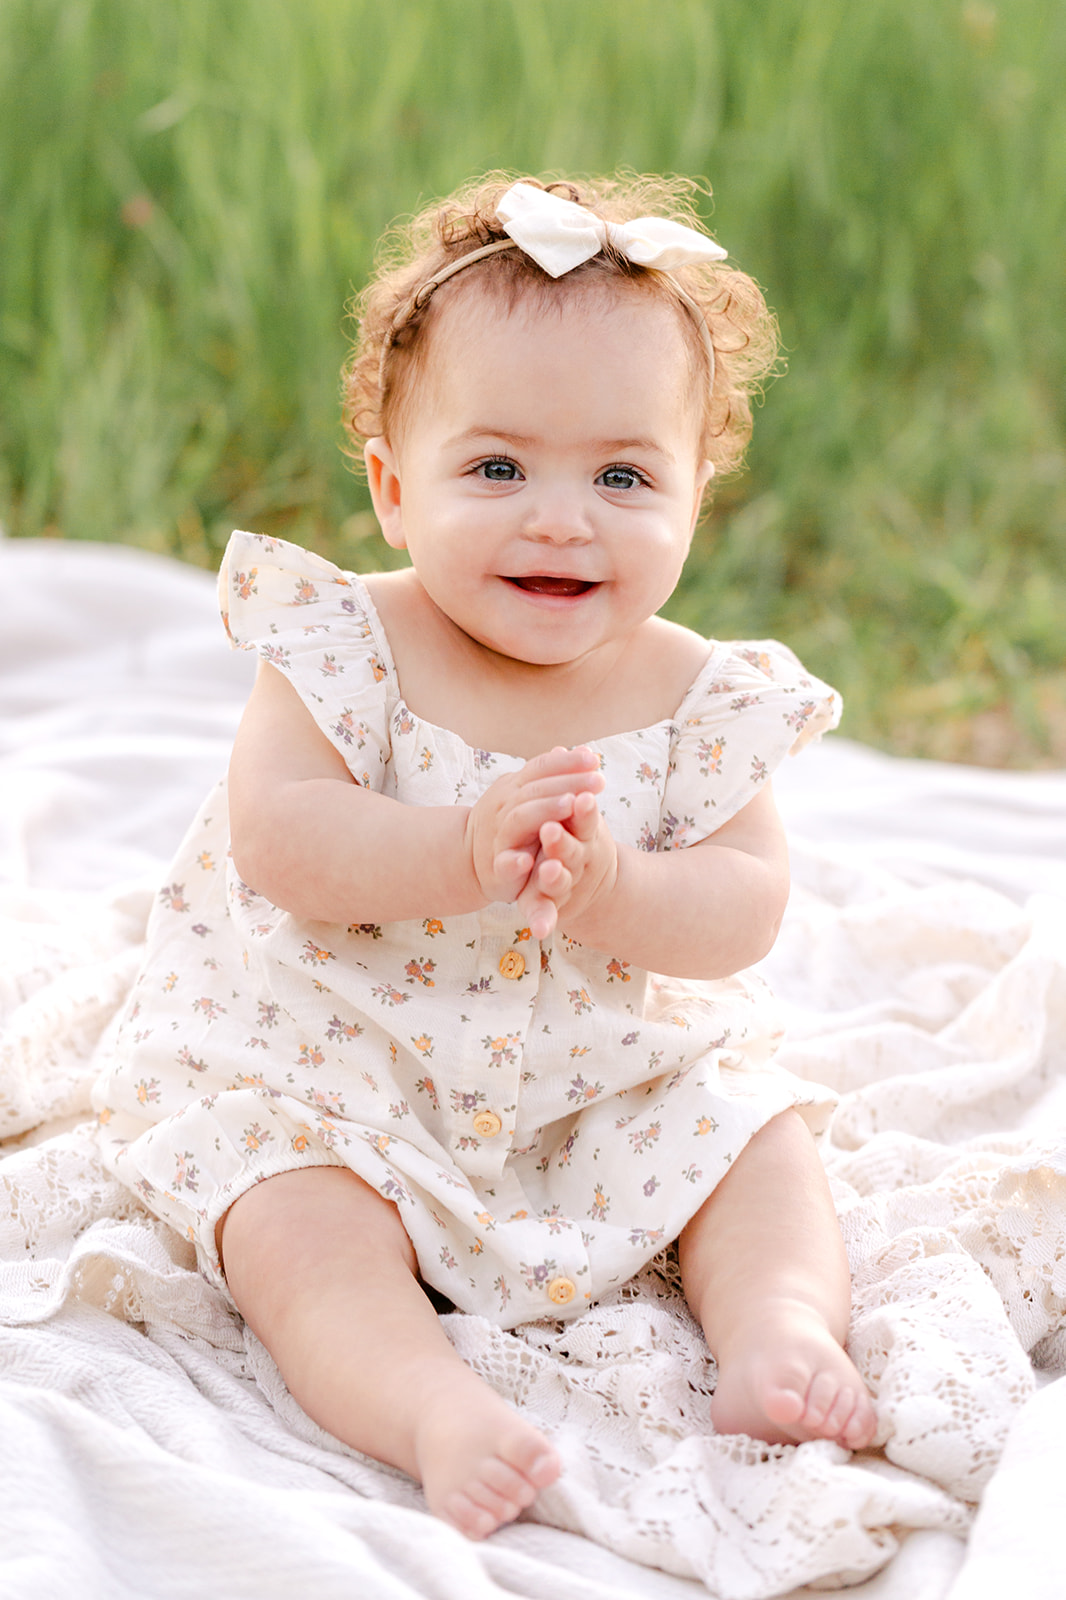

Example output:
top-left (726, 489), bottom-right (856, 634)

top-left (1, 537), bottom-right (1064, 1600)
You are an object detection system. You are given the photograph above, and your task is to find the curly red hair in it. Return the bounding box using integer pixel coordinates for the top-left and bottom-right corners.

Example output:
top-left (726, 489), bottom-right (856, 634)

top-left (342, 171), bottom-right (779, 481)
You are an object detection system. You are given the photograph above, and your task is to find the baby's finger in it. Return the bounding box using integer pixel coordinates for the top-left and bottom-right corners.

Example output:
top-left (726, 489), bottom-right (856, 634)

top-left (566, 789), bottom-right (601, 844)
top-left (538, 819), bottom-right (583, 870)
top-left (519, 885), bottom-right (559, 941)
top-left (499, 795), bottom-right (577, 847)
top-left (492, 848), bottom-right (535, 886)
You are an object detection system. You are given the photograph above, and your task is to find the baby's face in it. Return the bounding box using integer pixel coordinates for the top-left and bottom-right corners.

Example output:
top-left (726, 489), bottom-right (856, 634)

top-left (365, 286), bottom-right (712, 669)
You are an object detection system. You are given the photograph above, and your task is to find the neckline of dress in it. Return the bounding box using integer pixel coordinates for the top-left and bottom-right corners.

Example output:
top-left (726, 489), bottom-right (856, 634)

top-left (348, 573), bottom-right (731, 760)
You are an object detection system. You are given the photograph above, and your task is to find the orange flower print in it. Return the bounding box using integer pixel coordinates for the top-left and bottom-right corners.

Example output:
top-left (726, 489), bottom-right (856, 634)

top-left (160, 883), bottom-right (190, 912)
top-left (588, 1186), bottom-right (609, 1221)
top-left (232, 568), bottom-right (258, 600)
top-left (242, 1122), bottom-right (273, 1151)
top-left (628, 1121), bottom-right (662, 1154)
top-left (738, 648), bottom-right (773, 674)
top-left (697, 736), bottom-right (725, 776)
top-left (293, 578), bottom-right (318, 605)
top-left (606, 957), bottom-right (631, 983)
top-left (163, 972), bottom-right (179, 992)
top-left (326, 1013), bottom-right (363, 1042)
top-left (135, 1078), bottom-right (161, 1106)
top-left (568, 1045), bottom-right (591, 1058)
top-left (192, 996), bottom-right (226, 1021)
top-left (291, 1132), bottom-right (310, 1154)
top-left (411, 1034), bottom-right (434, 1057)
top-left (786, 699), bottom-right (816, 732)
top-left (296, 1043), bottom-right (325, 1069)
top-left (469, 1239), bottom-right (484, 1256)
top-left (635, 760), bottom-right (661, 785)
top-left (370, 656), bottom-right (387, 683)
top-left (567, 1074), bottom-right (605, 1104)
top-left (513, 927), bottom-right (532, 944)
top-left (196, 851), bottom-right (215, 872)
top-left (482, 1034), bottom-right (520, 1067)
top-left (404, 958), bottom-right (436, 987)
top-left (694, 1114), bottom-right (719, 1137)
top-left (371, 983), bottom-right (410, 1007)
top-left (422, 918), bottom-right (445, 938)
top-left (300, 941), bottom-right (335, 967)
top-left (331, 710), bottom-right (368, 748)
top-left (233, 1071), bottom-right (267, 1090)
top-left (418, 746), bottom-right (434, 772)
top-left (475, 1210), bottom-right (496, 1231)
top-left (373, 1133), bottom-right (391, 1154)
top-left (311, 1088), bottom-right (346, 1116)
top-left (415, 1076), bottom-right (439, 1109)
top-left (628, 1225), bottom-right (666, 1248)
top-left (173, 1151), bottom-right (199, 1193)
top-left (567, 988), bottom-right (594, 1016)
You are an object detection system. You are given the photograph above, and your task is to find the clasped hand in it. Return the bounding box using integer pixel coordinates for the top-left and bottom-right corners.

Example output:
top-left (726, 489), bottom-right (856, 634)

top-left (465, 746), bottom-right (616, 940)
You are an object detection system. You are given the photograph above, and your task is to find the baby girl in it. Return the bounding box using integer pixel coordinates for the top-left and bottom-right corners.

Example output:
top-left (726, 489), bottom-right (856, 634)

top-left (95, 172), bottom-right (877, 1541)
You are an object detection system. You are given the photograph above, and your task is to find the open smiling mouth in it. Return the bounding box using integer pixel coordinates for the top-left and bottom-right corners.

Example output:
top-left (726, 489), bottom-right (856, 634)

top-left (506, 576), bottom-right (598, 597)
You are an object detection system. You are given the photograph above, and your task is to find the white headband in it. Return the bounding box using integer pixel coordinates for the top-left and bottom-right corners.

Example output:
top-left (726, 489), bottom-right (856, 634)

top-left (386, 181), bottom-right (727, 394)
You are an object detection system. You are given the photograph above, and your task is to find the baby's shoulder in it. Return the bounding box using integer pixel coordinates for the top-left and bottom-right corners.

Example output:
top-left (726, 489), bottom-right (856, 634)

top-left (631, 616), bottom-right (714, 716)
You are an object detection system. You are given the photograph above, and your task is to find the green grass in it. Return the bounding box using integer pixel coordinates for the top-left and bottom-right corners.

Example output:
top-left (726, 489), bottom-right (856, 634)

top-left (2, 0), bottom-right (1064, 761)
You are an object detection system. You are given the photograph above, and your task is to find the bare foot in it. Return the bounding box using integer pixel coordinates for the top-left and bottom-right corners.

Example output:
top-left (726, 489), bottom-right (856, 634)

top-left (711, 1299), bottom-right (877, 1450)
top-left (412, 1371), bottom-right (561, 1540)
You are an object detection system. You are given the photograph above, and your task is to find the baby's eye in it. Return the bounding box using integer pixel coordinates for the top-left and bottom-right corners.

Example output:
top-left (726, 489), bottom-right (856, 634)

top-left (597, 464), bottom-right (648, 491)
top-left (475, 457), bottom-right (522, 482)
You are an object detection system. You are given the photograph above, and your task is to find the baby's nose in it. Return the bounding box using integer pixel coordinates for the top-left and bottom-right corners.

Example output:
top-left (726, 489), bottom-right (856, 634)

top-left (522, 488), bottom-right (593, 543)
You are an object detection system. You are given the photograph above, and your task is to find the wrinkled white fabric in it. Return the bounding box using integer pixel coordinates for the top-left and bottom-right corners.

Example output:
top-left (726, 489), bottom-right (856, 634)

top-left (2, 536), bottom-right (1065, 1600)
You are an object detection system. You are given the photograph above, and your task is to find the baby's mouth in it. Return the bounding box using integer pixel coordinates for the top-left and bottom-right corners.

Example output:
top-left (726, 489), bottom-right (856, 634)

top-left (507, 576), bottom-right (597, 597)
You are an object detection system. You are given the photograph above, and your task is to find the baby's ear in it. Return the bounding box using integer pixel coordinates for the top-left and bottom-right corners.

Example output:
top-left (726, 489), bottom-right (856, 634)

top-left (690, 459), bottom-right (715, 532)
top-left (364, 438), bottom-right (406, 549)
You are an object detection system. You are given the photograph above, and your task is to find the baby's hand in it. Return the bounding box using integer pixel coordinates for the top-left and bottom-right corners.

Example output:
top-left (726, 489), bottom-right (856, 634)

top-left (466, 746), bottom-right (606, 917)
top-left (518, 788), bottom-right (617, 940)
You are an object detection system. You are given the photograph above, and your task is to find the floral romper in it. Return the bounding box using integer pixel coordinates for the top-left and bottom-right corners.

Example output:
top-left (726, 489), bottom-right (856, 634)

top-left (94, 531), bottom-right (841, 1330)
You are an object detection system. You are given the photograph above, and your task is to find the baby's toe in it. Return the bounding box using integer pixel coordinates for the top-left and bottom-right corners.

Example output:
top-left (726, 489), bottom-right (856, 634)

top-left (441, 1491), bottom-right (499, 1542)
top-left (840, 1393), bottom-right (878, 1451)
top-left (479, 1456), bottom-right (540, 1510)
top-left (802, 1369), bottom-right (844, 1431)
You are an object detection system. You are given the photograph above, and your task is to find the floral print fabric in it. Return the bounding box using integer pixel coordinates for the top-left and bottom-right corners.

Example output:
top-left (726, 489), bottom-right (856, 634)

top-left (94, 531), bottom-right (841, 1329)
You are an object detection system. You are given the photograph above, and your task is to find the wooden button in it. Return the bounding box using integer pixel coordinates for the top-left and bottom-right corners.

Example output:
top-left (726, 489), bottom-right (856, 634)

top-left (498, 949), bottom-right (526, 980)
top-left (472, 1110), bottom-right (502, 1138)
top-left (547, 1276), bottom-right (576, 1306)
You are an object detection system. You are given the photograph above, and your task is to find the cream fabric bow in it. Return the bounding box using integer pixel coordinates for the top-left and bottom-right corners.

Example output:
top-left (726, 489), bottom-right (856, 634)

top-left (495, 181), bottom-right (727, 277)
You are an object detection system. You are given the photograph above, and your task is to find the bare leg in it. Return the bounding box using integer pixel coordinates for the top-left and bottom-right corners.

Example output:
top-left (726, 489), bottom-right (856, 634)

top-left (218, 1167), bottom-right (560, 1539)
top-left (679, 1109), bottom-right (877, 1449)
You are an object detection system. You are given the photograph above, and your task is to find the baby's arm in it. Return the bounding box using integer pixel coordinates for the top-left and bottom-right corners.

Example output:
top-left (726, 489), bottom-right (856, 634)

top-left (521, 770), bottom-right (790, 980)
top-left (227, 664), bottom-right (604, 924)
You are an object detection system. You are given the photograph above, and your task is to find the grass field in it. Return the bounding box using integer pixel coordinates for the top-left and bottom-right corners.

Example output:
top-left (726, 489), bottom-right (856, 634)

top-left (2, 0), bottom-right (1064, 762)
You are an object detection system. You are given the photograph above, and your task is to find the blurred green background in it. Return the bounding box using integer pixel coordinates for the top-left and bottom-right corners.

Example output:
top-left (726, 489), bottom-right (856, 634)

top-left (2, 0), bottom-right (1064, 763)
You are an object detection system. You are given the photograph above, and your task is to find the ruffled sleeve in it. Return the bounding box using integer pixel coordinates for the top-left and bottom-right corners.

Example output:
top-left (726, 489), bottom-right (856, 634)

top-left (659, 638), bottom-right (841, 848)
top-left (218, 530), bottom-right (394, 789)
